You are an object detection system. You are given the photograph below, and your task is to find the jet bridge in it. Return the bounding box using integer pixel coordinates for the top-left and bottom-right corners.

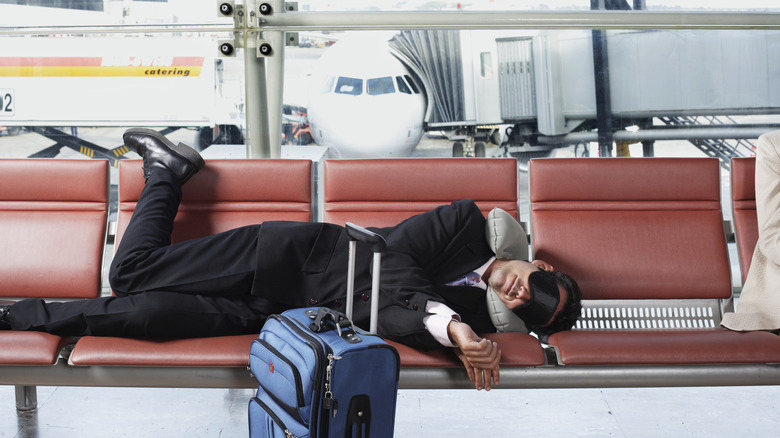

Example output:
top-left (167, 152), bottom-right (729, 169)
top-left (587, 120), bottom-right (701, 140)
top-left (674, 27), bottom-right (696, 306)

top-left (389, 29), bottom-right (780, 165)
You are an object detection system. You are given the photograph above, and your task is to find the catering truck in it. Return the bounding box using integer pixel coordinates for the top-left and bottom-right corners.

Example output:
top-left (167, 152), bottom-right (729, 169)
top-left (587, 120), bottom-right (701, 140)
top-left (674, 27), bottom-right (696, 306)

top-left (0, 35), bottom-right (244, 160)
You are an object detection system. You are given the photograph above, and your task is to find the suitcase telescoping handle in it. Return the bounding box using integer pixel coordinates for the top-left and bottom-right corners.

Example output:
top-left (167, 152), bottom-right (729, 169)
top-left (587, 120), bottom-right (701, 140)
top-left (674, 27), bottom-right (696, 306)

top-left (344, 222), bottom-right (387, 334)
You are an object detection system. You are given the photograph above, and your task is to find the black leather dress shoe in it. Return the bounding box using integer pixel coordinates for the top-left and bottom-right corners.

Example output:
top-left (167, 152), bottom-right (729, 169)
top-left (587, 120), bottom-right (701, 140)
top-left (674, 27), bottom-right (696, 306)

top-left (0, 305), bottom-right (11, 330)
top-left (123, 128), bottom-right (205, 185)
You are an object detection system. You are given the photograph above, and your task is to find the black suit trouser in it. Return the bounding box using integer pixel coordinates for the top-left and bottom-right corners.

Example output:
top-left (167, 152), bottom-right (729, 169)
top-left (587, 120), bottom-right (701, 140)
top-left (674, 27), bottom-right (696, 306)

top-left (8, 168), bottom-right (281, 337)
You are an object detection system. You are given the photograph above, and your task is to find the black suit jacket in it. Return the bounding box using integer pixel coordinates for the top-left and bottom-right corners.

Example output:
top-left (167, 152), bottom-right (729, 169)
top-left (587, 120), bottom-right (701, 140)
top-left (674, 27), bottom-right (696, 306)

top-left (251, 199), bottom-right (496, 349)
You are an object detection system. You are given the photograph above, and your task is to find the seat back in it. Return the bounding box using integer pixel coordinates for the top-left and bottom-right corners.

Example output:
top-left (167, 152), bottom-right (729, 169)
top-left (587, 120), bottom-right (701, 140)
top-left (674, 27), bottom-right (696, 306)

top-left (731, 157), bottom-right (757, 283)
top-left (0, 159), bottom-right (109, 299)
top-left (117, 159), bottom-right (312, 245)
top-left (323, 158), bottom-right (519, 226)
top-left (530, 158), bottom-right (731, 328)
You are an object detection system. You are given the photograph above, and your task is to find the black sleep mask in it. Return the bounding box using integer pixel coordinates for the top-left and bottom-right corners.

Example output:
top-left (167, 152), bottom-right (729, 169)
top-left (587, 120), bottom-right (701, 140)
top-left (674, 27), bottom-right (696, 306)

top-left (512, 271), bottom-right (561, 326)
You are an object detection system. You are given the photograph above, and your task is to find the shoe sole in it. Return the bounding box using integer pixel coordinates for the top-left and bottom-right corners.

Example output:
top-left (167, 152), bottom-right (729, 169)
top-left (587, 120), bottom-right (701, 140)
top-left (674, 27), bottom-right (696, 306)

top-left (124, 128), bottom-right (205, 171)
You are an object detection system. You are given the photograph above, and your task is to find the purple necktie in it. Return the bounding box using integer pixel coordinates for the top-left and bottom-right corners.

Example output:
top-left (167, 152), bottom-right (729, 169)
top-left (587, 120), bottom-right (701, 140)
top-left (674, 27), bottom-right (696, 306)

top-left (447, 272), bottom-right (481, 287)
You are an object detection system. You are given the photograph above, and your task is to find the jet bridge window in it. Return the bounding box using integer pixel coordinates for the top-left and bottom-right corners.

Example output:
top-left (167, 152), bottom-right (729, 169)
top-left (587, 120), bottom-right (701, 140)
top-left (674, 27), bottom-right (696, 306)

top-left (396, 76), bottom-right (412, 94)
top-left (480, 52), bottom-right (494, 78)
top-left (335, 77), bottom-right (363, 95)
top-left (367, 77), bottom-right (395, 95)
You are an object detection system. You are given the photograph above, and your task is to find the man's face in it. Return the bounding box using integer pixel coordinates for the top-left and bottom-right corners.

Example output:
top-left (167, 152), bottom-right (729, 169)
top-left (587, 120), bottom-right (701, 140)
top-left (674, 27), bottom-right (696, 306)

top-left (486, 260), bottom-right (538, 303)
top-left (485, 260), bottom-right (568, 327)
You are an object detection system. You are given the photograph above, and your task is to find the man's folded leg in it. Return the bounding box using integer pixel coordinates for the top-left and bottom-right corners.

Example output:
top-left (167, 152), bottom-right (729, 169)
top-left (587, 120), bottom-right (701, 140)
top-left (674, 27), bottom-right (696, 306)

top-left (110, 225), bottom-right (261, 297)
top-left (109, 167), bottom-right (262, 297)
top-left (5, 292), bottom-right (283, 338)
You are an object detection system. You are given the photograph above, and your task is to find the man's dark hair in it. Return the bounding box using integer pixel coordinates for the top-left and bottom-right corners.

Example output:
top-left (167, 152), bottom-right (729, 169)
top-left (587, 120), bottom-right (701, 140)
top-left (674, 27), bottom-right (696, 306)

top-left (528, 271), bottom-right (582, 338)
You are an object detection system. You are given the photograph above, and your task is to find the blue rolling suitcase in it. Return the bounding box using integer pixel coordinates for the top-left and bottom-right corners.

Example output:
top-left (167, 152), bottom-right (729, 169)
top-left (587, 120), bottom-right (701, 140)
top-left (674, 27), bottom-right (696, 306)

top-left (249, 224), bottom-right (400, 438)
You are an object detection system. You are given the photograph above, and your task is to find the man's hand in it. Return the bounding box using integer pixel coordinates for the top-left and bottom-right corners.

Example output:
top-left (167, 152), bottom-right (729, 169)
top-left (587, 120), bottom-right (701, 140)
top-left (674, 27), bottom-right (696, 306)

top-left (447, 320), bottom-right (501, 390)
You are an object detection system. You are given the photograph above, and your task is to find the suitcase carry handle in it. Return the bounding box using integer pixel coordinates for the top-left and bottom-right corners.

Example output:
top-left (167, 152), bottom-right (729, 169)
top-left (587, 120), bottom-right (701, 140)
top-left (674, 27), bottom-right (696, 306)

top-left (306, 307), bottom-right (362, 343)
top-left (344, 223), bottom-right (387, 334)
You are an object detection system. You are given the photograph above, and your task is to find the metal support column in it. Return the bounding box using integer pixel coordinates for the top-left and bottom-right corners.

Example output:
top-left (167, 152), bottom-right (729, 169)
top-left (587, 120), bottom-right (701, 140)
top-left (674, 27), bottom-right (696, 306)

top-left (631, 0), bottom-right (655, 157)
top-left (591, 28), bottom-right (613, 157)
top-left (639, 118), bottom-right (655, 156)
top-left (591, 0), bottom-right (615, 157)
top-left (244, 0), bottom-right (285, 158)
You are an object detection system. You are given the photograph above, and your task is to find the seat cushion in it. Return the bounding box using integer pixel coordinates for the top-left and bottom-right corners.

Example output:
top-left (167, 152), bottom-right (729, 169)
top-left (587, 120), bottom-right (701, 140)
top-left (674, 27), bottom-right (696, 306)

top-left (548, 328), bottom-right (780, 365)
top-left (0, 332), bottom-right (73, 365)
top-left (70, 334), bottom-right (257, 367)
top-left (387, 332), bottom-right (545, 367)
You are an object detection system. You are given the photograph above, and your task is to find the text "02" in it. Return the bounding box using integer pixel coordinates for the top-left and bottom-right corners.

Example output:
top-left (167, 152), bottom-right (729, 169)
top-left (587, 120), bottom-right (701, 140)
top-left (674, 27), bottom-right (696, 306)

top-left (1, 90), bottom-right (14, 116)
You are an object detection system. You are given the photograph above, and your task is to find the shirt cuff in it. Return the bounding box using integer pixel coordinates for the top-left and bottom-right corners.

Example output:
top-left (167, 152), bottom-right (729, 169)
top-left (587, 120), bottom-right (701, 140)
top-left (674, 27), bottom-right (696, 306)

top-left (423, 301), bottom-right (461, 347)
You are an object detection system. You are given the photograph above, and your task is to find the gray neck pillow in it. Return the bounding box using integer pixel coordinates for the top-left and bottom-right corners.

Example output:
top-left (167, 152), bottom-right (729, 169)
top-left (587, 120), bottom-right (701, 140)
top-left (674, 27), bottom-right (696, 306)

top-left (484, 207), bottom-right (530, 333)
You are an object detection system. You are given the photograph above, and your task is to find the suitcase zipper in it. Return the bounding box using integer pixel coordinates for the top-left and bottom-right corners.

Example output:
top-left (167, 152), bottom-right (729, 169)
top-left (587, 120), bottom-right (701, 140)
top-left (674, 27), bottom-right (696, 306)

top-left (252, 397), bottom-right (298, 438)
top-left (323, 353), bottom-right (342, 418)
top-left (256, 338), bottom-right (305, 407)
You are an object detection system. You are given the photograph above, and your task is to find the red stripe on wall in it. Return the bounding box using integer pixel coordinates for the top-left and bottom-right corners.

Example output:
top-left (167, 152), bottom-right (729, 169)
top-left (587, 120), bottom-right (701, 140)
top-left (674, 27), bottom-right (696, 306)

top-left (0, 57), bottom-right (103, 67)
top-left (171, 57), bottom-right (205, 66)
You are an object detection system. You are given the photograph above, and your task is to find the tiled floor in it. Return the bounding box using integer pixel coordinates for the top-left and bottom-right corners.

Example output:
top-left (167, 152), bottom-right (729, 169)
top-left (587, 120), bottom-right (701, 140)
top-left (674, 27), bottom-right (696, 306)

top-left (1, 385), bottom-right (779, 437)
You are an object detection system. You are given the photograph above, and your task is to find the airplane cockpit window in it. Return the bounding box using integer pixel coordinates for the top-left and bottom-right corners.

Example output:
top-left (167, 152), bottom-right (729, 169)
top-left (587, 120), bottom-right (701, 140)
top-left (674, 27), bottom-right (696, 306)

top-left (335, 76), bottom-right (363, 95)
top-left (367, 77), bottom-right (395, 96)
top-left (404, 75), bottom-right (421, 94)
top-left (396, 76), bottom-right (412, 94)
top-left (320, 76), bottom-right (335, 94)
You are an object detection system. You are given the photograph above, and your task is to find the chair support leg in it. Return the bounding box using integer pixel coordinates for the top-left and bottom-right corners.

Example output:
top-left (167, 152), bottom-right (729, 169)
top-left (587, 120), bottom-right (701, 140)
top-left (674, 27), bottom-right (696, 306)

top-left (15, 385), bottom-right (37, 412)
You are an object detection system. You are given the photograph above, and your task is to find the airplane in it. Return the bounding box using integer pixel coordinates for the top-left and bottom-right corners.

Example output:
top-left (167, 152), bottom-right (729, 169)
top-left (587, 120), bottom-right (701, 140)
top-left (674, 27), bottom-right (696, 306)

top-left (306, 35), bottom-right (426, 158)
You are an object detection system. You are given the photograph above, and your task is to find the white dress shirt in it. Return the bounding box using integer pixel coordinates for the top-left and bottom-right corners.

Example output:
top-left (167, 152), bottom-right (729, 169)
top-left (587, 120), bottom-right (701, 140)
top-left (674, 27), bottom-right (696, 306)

top-left (423, 257), bottom-right (495, 347)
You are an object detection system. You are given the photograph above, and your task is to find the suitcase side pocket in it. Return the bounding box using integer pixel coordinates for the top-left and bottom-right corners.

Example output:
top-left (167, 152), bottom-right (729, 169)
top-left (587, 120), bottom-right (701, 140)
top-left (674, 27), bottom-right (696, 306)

top-left (251, 338), bottom-right (305, 406)
top-left (249, 396), bottom-right (309, 438)
top-left (255, 314), bottom-right (332, 432)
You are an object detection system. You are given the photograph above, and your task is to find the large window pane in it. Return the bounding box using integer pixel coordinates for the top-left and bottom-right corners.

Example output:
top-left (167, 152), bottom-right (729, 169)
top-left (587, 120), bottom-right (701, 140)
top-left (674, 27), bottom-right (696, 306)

top-left (297, 0), bottom-right (779, 12)
top-left (1, 6), bottom-right (778, 169)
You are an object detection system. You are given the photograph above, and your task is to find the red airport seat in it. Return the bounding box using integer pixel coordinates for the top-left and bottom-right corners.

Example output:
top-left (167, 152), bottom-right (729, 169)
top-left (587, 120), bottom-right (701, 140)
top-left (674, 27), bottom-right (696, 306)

top-left (731, 157), bottom-right (757, 283)
top-left (323, 158), bottom-right (519, 226)
top-left (115, 159), bottom-right (313, 246)
top-left (323, 158), bottom-right (545, 369)
top-left (0, 159), bottom-right (108, 365)
top-left (70, 159), bottom-right (312, 370)
top-left (387, 332), bottom-right (545, 369)
top-left (530, 157), bottom-right (780, 366)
